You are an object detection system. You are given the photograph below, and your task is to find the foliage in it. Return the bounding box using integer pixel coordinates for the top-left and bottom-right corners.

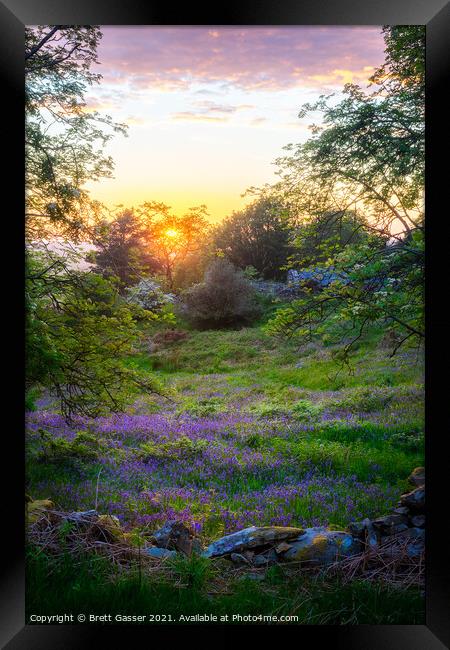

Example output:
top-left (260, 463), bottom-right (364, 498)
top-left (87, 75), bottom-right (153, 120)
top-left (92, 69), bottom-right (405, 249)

top-left (26, 548), bottom-right (425, 624)
top-left (262, 26), bottom-right (424, 359)
top-left (328, 387), bottom-right (394, 414)
top-left (125, 278), bottom-right (175, 312)
top-left (90, 209), bottom-right (160, 289)
top-left (289, 210), bottom-right (378, 269)
top-left (141, 204), bottom-right (211, 290)
top-left (179, 259), bottom-right (261, 328)
top-left (33, 428), bottom-right (99, 463)
top-left (26, 250), bottom-right (161, 420)
top-left (213, 198), bottom-right (292, 280)
top-left (139, 436), bottom-right (208, 460)
top-left (291, 399), bottom-right (323, 422)
top-left (25, 25), bottom-right (127, 240)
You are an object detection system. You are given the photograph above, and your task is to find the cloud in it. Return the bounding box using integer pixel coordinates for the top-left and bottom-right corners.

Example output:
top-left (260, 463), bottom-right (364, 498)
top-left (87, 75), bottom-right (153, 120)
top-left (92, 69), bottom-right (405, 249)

top-left (171, 112), bottom-right (229, 123)
top-left (170, 100), bottom-right (257, 122)
top-left (97, 26), bottom-right (385, 92)
top-left (250, 117), bottom-right (267, 126)
top-left (125, 116), bottom-right (147, 126)
top-left (193, 100), bottom-right (238, 114)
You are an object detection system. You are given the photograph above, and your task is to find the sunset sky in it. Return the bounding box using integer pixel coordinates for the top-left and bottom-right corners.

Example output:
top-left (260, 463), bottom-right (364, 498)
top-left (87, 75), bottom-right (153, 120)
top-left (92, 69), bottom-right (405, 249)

top-left (84, 26), bottom-right (386, 222)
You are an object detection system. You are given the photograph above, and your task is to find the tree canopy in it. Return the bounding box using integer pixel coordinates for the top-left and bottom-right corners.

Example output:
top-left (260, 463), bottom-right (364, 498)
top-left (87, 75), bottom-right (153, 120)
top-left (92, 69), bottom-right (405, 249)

top-left (213, 198), bottom-right (292, 280)
top-left (264, 25), bottom-right (424, 358)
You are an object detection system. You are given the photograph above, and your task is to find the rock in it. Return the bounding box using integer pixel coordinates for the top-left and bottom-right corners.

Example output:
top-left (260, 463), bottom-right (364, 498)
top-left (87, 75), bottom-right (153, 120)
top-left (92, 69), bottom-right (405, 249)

top-left (145, 546), bottom-right (177, 559)
top-left (64, 510), bottom-right (99, 525)
top-left (410, 514), bottom-right (425, 528)
top-left (408, 467), bottom-right (425, 487)
top-left (392, 506), bottom-right (409, 516)
top-left (95, 514), bottom-right (124, 541)
top-left (230, 553), bottom-right (250, 565)
top-left (399, 487), bottom-right (425, 512)
top-left (27, 499), bottom-right (55, 524)
top-left (401, 528), bottom-right (425, 558)
top-left (64, 510), bottom-right (98, 524)
top-left (396, 527), bottom-right (425, 542)
top-left (372, 514), bottom-right (409, 535)
top-left (275, 542), bottom-right (292, 554)
top-left (282, 527), bottom-right (362, 565)
top-left (202, 525), bottom-right (304, 558)
top-left (253, 550), bottom-right (278, 566)
top-left (348, 518), bottom-right (373, 539)
top-left (151, 520), bottom-right (200, 556)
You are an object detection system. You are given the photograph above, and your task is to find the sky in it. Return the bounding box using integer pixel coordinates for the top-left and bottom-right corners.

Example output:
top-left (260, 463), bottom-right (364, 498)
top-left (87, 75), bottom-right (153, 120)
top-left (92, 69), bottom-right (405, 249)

top-left (84, 26), bottom-right (386, 223)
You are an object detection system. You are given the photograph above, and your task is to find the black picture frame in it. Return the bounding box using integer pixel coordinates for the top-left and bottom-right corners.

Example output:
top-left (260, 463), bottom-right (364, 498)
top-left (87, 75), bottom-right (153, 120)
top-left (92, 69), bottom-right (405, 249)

top-left (1, 1), bottom-right (448, 647)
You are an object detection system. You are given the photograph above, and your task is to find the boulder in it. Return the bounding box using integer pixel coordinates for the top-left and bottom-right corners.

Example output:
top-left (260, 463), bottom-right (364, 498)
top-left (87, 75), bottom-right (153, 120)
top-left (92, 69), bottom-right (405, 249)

top-left (408, 467), bottom-right (425, 488)
top-left (348, 517), bottom-right (372, 539)
top-left (230, 553), bottom-right (251, 565)
top-left (371, 514), bottom-right (409, 535)
top-left (282, 527), bottom-right (362, 565)
top-left (397, 527), bottom-right (425, 558)
top-left (65, 510), bottom-right (98, 523)
top-left (399, 487), bottom-right (425, 512)
top-left (275, 542), bottom-right (293, 554)
top-left (410, 514), bottom-right (425, 528)
top-left (202, 525), bottom-right (304, 558)
top-left (27, 499), bottom-right (55, 524)
top-left (151, 520), bottom-right (201, 556)
top-left (95, 514), bottom-right (124, 541)
top-left (253, 550), bottom-right (278, 567)
top-left (348, 518), bottom-right (379, 547)
top-left (145, 546), bottom-right (177, 559)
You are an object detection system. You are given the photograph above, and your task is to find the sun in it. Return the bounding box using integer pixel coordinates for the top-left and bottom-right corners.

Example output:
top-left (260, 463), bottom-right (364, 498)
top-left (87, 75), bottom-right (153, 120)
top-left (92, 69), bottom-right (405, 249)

top-left (165, 228), bottom-right (179, 238)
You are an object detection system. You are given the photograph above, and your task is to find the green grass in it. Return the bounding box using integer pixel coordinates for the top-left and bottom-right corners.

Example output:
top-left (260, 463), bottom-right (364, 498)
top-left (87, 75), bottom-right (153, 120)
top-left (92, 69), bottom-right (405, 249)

top-left (26, 548), bottom-right (424, 625)
top-left (27, 317), bottom-right (425, 624)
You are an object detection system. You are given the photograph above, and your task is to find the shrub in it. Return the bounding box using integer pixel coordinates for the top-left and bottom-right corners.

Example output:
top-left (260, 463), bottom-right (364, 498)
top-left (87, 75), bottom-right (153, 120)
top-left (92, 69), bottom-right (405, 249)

top-left (125, 279), bottom-right (175, 313)
top-left (177, 398), bottom-right (222, 418)
top-left (139, 436), bottom-right (208, 460)
top-left (329, 387), bottom-right (394, 413)
top-left (178, 259), bottom-right (261, 328)
top-left (291, 399), bottom-right (323, 422)
top-left (250, 401), bottom-right (287, 418)
top-left (35, 429), bottom-right (99, 463)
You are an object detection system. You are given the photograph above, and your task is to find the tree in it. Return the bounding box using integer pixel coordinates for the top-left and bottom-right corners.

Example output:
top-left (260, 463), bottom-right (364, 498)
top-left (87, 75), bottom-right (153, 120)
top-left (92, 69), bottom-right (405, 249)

top-left (213, 198), bottom-right (292, 280)
top-left (179, 258), bottom-right (261, 328)
top-left (25, 25), bottom-right (127, 241)
top-left (263, 26), bottom-right (424, 358)
top-left (142, 204), bottom-right (210, 290)
top-left (25, 27), bottom-right (162, 418)
top-left (91, 208), bottom-right (160, 290)
top-left (289, 210), bottom-right (381, 269)
top-left (26, 250), bottom-right (160, 420)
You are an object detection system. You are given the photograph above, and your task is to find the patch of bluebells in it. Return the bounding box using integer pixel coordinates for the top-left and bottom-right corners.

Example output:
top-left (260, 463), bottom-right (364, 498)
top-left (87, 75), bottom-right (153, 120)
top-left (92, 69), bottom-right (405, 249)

top-left (26, 410), bottom-right (408, 540)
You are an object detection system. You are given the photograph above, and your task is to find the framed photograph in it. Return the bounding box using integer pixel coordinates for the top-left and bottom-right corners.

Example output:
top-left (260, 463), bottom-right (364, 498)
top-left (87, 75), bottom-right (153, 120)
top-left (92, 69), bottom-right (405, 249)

top-left (1, 0), bottom-right (448, 647)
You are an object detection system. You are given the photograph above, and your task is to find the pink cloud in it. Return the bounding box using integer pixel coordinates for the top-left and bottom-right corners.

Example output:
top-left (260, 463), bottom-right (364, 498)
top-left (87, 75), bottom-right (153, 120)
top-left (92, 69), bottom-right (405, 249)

top-left (96, 26), bottom-right (385, 92)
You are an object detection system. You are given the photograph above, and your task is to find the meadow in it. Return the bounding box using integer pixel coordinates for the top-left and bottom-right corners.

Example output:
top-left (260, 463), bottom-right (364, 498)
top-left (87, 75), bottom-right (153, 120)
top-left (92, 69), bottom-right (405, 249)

top-left (26, 318), bottom-right (425, 623)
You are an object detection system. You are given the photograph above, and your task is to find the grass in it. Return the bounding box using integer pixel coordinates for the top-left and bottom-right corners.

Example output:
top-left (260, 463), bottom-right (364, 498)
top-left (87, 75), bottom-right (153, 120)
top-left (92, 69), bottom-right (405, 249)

top-left (26, 316), bottom-right (425, 624)
top-left (26, 548), bottom-right (424, 625)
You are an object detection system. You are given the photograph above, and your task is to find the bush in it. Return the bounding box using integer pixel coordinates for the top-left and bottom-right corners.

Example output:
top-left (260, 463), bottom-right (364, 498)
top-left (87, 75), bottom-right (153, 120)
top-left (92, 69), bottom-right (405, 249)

top-left (125, 279), bottom-right (175, 312)
top-left (329, 387), bottom-right (394, 413)
top-left (178, 259), bottom-right (261, 328)
top-left (177, 398), bottom-right (223, 418)
top-left (291, 399), bottom-right (323, 422)
top-left (35, 429), bottom-right (99, 464)
top-left (139, 436), bottom-right (208, 460)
